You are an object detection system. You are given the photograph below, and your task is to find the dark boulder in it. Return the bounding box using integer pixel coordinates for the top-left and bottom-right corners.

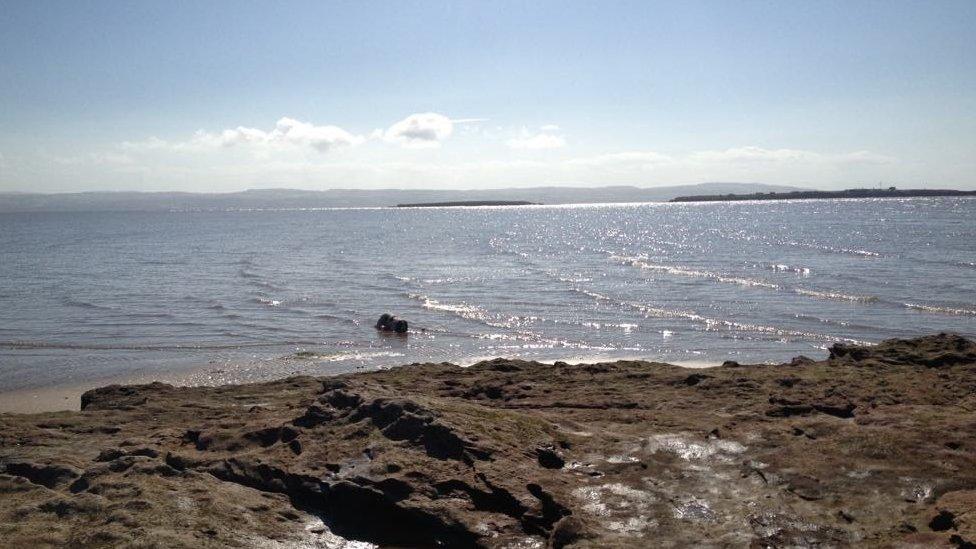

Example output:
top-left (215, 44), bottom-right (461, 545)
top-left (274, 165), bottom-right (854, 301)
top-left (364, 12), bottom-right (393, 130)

top-left (376, 313), bottom-right (409, 333)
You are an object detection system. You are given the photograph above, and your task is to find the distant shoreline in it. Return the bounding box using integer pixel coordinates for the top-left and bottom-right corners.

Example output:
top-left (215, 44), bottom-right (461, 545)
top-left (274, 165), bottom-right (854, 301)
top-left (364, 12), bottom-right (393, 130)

top-left (396, 200), bottom-right (539, 208)
top-left (670, 188), bottom-right (976, 202)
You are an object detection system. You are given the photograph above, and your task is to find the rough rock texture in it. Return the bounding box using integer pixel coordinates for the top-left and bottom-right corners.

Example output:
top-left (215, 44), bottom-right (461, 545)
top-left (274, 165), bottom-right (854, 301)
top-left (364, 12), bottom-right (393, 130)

top-left (2, 333), bottom-right (975, 547)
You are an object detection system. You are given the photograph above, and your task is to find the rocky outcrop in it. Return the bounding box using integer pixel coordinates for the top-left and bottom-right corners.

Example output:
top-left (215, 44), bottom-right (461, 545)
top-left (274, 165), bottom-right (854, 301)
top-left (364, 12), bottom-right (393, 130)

top-left (1, 334), bottom-right (975, 547)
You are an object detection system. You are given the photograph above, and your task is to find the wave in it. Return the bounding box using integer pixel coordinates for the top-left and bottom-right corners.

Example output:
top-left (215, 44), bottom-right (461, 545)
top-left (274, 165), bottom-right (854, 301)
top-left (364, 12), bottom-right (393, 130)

top-left (785, 241), bottom-right (882, 258)
top-left (902, 303), bottom-right (976, 316)
top-left (611, 254), bottom-right (885, 305)
top-left (253, 297), bottom-right (282, 307)
top-left (612, 255), bottom-right (780, 289)
top-left (407, 293), bottom-right (511, 328)
top-left (123, 312), bottom-right (176, 319)
top-left (288, 350), bottom-right (406, 362)
top-left (794, 289), bottom-right (879, 303)
top-left (248, 279), bottom-right (287, 292)
top-left (62, 297), bottom-right (119, 311)
top-left (140, 258), bottom-right (188, 266)
top-left (573, 287), bottom-right (871, 345)
top-left (394, 275), bottom-right (480, 285)
top-left (408, 292), bottom-right (641, 352)
top-left (0, 340), bottom-right (315, 352)
top-left (762, 263), bottom-right (811, 276)
top-left (581, 321), bottom-right (638, 332)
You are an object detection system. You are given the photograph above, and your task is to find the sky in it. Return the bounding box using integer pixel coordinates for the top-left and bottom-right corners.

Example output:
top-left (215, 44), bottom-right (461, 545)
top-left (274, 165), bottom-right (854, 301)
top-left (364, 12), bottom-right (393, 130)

top-left (0, 0), bottom-right (974, 193)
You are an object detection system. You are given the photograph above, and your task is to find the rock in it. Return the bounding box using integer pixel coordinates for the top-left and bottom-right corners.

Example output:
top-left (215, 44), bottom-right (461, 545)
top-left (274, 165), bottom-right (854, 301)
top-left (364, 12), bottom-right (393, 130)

top-left (929, 510), bottom-right (956, 531)
top-left (291, 405), bottom-right (335, 428)
top-left (536, 446), bottom-right (565, 469)
top-left (1, 334), bottom-right (975, 548)
top-left (95, 448), bottom-right (125, 462)
top-left (1, 461), bottom-right (82, 489)
top-left (375, 313), bottom-right (409, 334)
top-left (680, 373), bottom-right (711, 386)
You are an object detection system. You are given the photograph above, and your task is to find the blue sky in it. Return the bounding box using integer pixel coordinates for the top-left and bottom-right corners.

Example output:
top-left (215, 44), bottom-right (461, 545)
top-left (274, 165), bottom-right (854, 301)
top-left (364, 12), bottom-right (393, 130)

top-left (1, 1), bottom-right (974, 192)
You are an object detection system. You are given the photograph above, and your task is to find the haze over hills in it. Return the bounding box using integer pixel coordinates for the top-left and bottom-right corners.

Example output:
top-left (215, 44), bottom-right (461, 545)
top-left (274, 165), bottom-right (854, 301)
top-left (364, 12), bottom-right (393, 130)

top-left (0, 183), bottom-right (804, 212)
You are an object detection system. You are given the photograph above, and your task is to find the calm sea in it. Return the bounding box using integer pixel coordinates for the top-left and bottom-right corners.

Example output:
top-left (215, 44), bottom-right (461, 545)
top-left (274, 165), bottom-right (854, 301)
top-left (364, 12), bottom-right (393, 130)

top-left (1, 198), bottom-right (974, 393)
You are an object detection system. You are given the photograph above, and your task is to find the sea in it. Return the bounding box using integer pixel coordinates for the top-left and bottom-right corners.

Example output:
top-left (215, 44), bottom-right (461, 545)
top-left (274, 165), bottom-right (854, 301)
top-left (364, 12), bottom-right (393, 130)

top-left (1, 197), bottom-right (974, 395)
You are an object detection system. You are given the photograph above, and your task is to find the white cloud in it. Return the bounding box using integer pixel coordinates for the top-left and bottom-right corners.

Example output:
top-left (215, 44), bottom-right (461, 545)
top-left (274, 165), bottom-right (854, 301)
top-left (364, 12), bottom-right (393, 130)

top-left (122, 117), bottom-right (364, 154)
top-left (383, 112), bottom-right (454, 148)
top-left (540, 124), bottom-right (560, 132)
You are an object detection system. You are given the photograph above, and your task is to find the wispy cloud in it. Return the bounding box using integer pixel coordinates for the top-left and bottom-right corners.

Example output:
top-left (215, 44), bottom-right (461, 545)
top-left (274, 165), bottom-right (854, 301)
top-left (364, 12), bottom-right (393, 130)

top-left (568, 151), bottom-right (673, 167)
top-left (123, 117), bottom-right (364, 154)
top-left (689, 146), bottom-right (896, 165)
top-left (506, 126), bottom-right (566, 150)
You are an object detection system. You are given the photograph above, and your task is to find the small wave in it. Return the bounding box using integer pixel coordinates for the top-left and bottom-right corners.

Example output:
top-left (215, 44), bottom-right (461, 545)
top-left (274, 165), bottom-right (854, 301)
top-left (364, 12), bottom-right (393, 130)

top-left (124, 312), bottom-right (176, 319)
top-left (253, 297), bottom-right (282, 307)
top-left (573, 287), bottom-right (870, 345)
top-left (407, 293), bottom-right (511, 328)
top-left (289, 350), bottom-right (406, 362)
top-left (763, 263), bottom-right (811, 276)
top-left (248, 279), bottom-right (287, 291)
top-left (0, 340), bottom-right (303, 352)
top-left (581, 321), bottom-right (638, 332)
top-left (140, 258), bottom-right (188, 266)
top-left (62, 298), bottom-right (119, 311)
top-left (795, 289), bottom-right (879, 303)
top-left (903, 303), bottom-right (976, 316)
top-left (396, 276), bottom-right (476, 285)
top-left (612, 256), bottom-right (779, 289)
top-left (786, 241), bottom-right (881, 258)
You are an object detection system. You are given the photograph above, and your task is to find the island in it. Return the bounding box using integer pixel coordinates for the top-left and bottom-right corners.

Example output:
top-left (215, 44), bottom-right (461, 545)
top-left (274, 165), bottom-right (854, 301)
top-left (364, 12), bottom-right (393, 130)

top-left (670, 187), bottom-right (976, 202)
top-left (396, 200), bottom-right (539, 207)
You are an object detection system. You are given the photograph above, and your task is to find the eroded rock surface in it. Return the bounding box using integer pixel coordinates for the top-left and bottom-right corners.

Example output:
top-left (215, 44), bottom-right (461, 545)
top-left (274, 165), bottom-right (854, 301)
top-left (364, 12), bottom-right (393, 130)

top-left (2, 333), bottom-right (975, 547)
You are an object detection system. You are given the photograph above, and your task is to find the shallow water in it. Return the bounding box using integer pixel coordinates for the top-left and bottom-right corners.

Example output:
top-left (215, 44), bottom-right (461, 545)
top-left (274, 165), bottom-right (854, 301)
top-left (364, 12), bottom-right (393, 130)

top-left (1, 198), bottom-right (974, 392)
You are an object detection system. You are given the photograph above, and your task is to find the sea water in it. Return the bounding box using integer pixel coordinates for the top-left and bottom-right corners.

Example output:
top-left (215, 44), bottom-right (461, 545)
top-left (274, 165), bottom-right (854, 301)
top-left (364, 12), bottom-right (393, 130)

top-left (1, 198), bottom-right (974, 392)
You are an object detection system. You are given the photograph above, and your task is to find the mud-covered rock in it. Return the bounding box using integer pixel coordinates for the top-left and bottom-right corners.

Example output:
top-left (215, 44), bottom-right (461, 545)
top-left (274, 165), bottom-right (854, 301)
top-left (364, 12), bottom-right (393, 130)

top-left (0, 334), bottom-right (974, 547)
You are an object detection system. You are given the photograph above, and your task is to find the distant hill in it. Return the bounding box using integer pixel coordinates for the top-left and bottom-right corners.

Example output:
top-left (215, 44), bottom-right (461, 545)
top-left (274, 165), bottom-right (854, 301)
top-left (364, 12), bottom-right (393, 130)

top-left (671, 187), bottom-right (976, 203)
top-left (396, 200), bottom-right (538, 208)
top-left (0, 183), bottom-right (805, 212)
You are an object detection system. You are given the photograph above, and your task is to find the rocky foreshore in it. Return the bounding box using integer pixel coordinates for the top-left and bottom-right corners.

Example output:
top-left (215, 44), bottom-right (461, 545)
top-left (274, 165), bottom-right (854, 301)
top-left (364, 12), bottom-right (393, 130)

top-left (2, 334), bottom-right (975, 547)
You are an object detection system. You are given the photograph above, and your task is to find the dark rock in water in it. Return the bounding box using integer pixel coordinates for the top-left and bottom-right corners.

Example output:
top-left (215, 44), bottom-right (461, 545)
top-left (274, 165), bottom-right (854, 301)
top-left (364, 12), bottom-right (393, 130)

top-left (375, 313), bottom-right (409, 333)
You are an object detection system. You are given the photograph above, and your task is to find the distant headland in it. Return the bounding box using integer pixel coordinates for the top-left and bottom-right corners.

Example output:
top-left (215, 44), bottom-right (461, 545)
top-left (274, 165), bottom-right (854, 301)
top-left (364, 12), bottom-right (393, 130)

top-left (670, 187), bottom-right (976, 203)
top-left (396, 200), bottom-right (538, 208)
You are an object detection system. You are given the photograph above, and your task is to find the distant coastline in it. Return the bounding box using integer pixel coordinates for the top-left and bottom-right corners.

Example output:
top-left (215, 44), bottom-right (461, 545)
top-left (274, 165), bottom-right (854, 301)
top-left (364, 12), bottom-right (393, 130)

top-left (0, 183), bottom-right (805, 212)
top-left (670, 187), bottom-right (976, 203)
top-left (396, 200), bottom-right (538, 208)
